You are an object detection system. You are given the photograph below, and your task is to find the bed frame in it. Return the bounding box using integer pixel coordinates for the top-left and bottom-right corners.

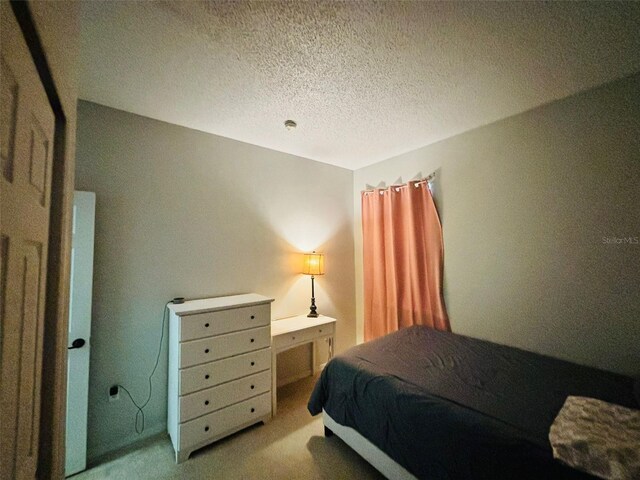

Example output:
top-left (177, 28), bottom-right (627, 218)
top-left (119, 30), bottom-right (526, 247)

top-left (322, 410), bottom-right (418, 480)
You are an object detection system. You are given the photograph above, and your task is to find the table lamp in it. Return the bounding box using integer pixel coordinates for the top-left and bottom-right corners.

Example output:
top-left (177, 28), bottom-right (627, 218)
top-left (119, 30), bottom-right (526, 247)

top-left (302, 251), bottom-right (325, 318)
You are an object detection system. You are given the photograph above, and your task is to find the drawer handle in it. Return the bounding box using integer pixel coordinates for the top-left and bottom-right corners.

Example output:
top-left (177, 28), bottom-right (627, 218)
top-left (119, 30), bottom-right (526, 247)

top-left (292, 336), bottom-right (296, 340)
top-left (251, 408), bottom-right (255, 413)
top-left (250, 385), bottom-right (255, 389)
top-left (319, 329), bottom-right (323, 333)
top-left (250, 338), bottom-right (254, 343)
top-left (205, 400), bottom-right (209, 406)
top-left (205, 323), bottom-right (210, 328)
top-left (251, 361), bottom-right (255, 366)
top-left (204, 426), bottom-right (209, 432)
top-left (251, 315), bottom-right (255, 319)
top-left (205, 374), bottom-right (210, 379)
top-left (205, 348), bottom-right (210, 354)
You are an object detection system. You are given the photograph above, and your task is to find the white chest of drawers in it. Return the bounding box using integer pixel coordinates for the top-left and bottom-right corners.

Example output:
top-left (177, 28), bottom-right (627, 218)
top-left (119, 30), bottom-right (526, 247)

top-left (167, 293), bottom-right (274, 463)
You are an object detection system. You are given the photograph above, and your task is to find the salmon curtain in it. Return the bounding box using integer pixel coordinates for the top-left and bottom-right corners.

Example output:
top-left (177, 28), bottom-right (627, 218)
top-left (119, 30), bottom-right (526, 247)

top-left (362, 181), bottom-right (450, 341)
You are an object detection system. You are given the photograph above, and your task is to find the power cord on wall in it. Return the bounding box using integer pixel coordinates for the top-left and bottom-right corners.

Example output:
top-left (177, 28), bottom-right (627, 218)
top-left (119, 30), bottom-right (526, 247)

top-left (118, 298), bottom-right (183, 434)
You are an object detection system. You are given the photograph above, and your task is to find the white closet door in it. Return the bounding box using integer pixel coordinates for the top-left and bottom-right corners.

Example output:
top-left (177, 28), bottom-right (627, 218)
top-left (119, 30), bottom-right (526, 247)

top-left (65, 191), bottom-right (96, 477)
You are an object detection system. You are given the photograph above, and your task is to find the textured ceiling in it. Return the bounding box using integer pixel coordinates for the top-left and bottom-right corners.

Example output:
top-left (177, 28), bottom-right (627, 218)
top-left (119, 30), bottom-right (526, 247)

top-left (79, 1), bottom-right (640, 170)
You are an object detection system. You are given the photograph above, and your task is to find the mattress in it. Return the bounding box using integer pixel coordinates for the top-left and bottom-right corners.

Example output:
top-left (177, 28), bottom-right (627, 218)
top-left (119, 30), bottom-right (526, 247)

top-left (308, 326), bottom-right (638, 479)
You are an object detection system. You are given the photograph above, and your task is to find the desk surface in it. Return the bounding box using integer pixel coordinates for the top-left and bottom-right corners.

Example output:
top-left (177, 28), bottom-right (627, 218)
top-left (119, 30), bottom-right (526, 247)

top-left (271, 315), bottom-right (336, 337)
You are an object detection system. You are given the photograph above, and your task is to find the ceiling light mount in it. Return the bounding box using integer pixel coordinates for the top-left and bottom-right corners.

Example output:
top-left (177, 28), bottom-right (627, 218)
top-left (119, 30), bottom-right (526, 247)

top-left (284, 120), bottom-right (297, 130)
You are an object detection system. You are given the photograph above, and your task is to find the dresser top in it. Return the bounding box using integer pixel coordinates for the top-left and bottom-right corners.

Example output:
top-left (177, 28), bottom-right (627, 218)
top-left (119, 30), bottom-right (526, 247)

top-left (167, 293), bottom-right (274, 316)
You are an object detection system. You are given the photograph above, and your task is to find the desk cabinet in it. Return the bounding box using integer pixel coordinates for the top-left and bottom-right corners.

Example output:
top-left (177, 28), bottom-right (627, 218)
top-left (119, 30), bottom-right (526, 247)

top-left (168, 294), bottom-right (274, 463)
top-left (271, 315), bottom-right (336, 416)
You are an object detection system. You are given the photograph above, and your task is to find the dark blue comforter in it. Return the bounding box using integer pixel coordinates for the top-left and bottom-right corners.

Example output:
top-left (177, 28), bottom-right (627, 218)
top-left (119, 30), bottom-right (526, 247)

top-left (308, 326), bottom-right (638, 480)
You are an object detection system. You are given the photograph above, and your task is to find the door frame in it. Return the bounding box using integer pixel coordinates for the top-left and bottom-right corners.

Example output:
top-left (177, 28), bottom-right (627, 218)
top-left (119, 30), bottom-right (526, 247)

top-left (10, 2), bottom-right (75, 478)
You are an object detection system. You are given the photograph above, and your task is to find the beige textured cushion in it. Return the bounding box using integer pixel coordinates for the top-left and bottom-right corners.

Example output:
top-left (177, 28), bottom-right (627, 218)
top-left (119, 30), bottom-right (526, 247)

top-left (549, 396), bottom-right (640, 480)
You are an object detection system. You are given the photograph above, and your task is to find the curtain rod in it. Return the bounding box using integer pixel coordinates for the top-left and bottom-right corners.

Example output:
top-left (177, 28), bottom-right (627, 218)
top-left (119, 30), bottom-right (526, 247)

top-left (362, 171), bottom-right (436, 194)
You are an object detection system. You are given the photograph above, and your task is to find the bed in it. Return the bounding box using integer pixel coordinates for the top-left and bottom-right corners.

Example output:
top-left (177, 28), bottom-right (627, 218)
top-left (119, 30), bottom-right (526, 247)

top-left (308, 326), bottom-right (638, 480)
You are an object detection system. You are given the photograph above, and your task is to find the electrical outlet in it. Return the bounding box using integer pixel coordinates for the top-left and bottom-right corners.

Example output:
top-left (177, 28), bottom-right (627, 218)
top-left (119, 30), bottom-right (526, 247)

top-left (109, 385), bottom-right (120, 402)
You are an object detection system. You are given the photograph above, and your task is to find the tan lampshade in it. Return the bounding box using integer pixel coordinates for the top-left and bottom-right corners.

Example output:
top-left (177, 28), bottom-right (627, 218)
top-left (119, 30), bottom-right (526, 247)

top-left (302, 252), bottom-right (325, 275)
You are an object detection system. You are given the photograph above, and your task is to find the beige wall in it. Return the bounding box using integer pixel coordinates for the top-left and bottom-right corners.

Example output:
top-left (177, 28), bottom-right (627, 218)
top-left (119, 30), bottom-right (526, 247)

top-left (354, 73), bottom-right (640, 376)
top-left (75, 101), bottom-right (355, 460)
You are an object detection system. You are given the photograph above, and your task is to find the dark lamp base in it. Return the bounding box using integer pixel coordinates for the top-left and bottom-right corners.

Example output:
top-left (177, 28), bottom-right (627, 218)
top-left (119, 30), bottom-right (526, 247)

top-left (308, 275), bottom-right (320, 317)
top-left (308, 296), bottom-right (319, 318)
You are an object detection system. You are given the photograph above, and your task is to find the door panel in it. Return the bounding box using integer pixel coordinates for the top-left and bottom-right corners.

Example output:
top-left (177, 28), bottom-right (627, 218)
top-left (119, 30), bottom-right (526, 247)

top-left (17, 242), bottom-right (44, 463)
top-left (1, 57), bottom-right (18, 182)
top-left (0, 4), bottom-right (56, 479)
top-left (27, 115), bottom-right (50, 205)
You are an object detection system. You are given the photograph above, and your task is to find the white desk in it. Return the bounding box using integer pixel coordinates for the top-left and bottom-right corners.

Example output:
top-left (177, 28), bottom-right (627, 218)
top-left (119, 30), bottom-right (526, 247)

top-left (271, 315), bottom-right (336, 415)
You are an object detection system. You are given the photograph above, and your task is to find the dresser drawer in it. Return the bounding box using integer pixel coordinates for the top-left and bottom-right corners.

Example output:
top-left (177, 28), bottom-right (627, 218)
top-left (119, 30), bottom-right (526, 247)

top-left (180, 370), bottom-right (271, 422)
top-left (181, 326), bottom-right (270, 368)
top-left (180, 304), bottom-right (270, 342)
top-left (180, 348), bottom-right (271, 395)
top-left (179, 392), bottom-right (271, 450)
top-left (273, 322), bottom-right (334, 351)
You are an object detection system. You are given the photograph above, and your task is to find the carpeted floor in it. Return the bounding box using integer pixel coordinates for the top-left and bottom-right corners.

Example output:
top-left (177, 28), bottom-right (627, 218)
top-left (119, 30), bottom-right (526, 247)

top-left (73, 375), bottom-right (385, 479)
